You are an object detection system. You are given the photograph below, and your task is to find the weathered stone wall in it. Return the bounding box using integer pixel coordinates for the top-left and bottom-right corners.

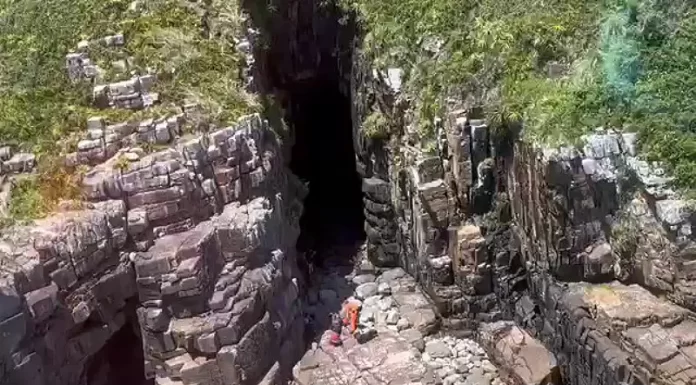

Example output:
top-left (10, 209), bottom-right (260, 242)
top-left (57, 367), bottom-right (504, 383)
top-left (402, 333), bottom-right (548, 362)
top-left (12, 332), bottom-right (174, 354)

top-left (351, 58), bottom-right (696, 385)
top-left (0, 114), bottom-right (306, 385)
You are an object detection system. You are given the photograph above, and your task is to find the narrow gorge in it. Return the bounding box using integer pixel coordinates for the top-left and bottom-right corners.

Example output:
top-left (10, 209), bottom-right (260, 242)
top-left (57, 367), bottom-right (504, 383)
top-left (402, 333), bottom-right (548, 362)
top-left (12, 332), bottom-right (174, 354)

top-left (0, 1), bottom-right (695, 385)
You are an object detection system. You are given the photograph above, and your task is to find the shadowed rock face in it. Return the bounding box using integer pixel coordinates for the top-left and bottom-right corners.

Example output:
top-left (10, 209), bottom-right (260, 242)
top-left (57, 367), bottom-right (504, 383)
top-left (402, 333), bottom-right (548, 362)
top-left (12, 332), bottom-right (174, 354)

top-left (244, 0), bottom-right (365, 258)
top-left (84, 316), bottom-right (150, 385)
top-left (289, 79), bottom-right (366, 256)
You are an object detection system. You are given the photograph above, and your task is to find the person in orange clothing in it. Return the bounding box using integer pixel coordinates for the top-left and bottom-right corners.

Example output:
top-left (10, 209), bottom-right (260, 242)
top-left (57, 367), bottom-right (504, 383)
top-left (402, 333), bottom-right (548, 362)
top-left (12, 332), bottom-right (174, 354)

top-left (342, 301), bottom-right (360, 334)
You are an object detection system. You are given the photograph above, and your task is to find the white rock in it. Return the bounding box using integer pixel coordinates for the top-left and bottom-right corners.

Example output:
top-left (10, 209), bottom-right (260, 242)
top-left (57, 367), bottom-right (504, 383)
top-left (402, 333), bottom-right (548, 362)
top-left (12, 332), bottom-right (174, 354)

top-left (444, 374), bottom-right (462, 385)
top-left (352, 274), bottom-right (376, 285)
top-left (378, 282), bottom-right (392, 295)
top-left (378, 296), bottom-right (396, 311)
top-left (425, 340), bottom-right (452, 359)
top-left (359, 308), bottom-right (375, 324)
top-left (481, 360), bottom-right (497, 374)
top-left (355, 282), bottom-right (378, 299)
top-left (386, 310), bottom-right (400, 325)
top-left (363, 295), bottom-right (381, 308)
top-left (396, 318), bottom-right (410, 331)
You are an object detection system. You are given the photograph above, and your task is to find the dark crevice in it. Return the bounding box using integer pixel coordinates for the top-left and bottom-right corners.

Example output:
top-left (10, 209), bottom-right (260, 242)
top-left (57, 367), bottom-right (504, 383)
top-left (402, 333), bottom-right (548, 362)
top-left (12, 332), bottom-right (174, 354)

top-left (243, 0), bottom-right (364, 263)
top-left (83, 316), bottom-right (151, 385)
top-left (289, 77), bottom-right (366, 260)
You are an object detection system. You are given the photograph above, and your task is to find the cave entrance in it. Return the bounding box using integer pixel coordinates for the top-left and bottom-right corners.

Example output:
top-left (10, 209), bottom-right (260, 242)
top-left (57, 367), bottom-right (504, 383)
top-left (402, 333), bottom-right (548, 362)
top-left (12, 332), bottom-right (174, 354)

top-left (83, 317), bottom-right (151, 385)
top-left (289, 77), bottom-right (365, 261)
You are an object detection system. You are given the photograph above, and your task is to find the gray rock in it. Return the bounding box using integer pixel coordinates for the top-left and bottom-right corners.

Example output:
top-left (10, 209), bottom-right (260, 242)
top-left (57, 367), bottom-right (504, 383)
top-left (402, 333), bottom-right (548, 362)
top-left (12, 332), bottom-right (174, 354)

top-left (380, 267), bottom-right (407, 283)
top-left (396, 318), bottom-right (411, 331)
top-left (377, 282), bottom-right (392, 295)
top-left (0, 312), bottom-right (27, 356)
top-left (584, 242), bottom-right (615, 280)
top-left (0, 146), bottom-right (13, 161)
top-left (429, 256), bottom-right (453, 285)
top-left (355, 282), bottom-right (378, 300)
top-left (400, 329), bottom-right (425, 352)
top-left (307, 289), bottom-right (319, 305)
top-left (425, 340), bottom-right (452, 358)
top-left (0, 283), bottom-right (22, 322)
top-left (437, 367), bottom-right (452, 379)
top-left (355, 327), bottom-right (378, 344)
top-left (386, 309), bottom-right (400, 325)
top-left (362, 178), bottom-right (391, 203)
top-left (456, 358), bottom-right (470, 374)
top-left (444, 374), bottom-right (462, 385)
top-left (464, 369), bottom-right (490, 385)
top-left (353, 274), bottom-right (377, 285)
top-left (400, 306), bottom-right (439, 335)
top-left (378, 296), bottom-right (396, 311)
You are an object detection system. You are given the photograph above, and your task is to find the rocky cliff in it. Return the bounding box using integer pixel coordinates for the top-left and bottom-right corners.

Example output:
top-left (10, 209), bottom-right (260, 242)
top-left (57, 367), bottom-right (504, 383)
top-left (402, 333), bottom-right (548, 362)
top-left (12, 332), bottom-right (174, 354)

top-left (2, 1), bottom-right (696, 385)
top-left (0, 1), bottom-right (309, 384)
top-left (0, 112), bottom-right (308, 385)
top-left (352, 48), bottom-right (696, 384)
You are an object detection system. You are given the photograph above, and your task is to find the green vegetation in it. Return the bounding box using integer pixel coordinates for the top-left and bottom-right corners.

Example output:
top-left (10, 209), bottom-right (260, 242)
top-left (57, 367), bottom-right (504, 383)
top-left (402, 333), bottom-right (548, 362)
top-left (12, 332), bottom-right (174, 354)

top-left (6, 162), bottom-right (86, 223)
top-left (343, 0), bottom-right (696, 188)
top-left (362, 110), bottom-right (391, 139)
top-left (0, 0), bottom-right (255, 221)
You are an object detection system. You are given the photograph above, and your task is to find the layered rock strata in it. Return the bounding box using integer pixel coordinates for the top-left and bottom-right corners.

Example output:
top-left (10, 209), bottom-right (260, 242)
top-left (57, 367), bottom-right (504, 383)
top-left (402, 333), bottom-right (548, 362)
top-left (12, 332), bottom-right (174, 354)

top-left (352, 59), bottom-right (696, 385)
top-left (0, 114), bottom-right (306, 385)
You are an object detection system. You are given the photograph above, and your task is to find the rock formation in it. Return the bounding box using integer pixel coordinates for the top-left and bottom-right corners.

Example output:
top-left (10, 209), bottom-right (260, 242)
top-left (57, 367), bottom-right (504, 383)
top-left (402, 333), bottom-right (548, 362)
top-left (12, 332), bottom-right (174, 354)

top-left (352, 52), bottom-right (696, 384)
top-left (1, 1), bottom-right (696, 385)
top-left (0, 112), bottom-right (308, 385)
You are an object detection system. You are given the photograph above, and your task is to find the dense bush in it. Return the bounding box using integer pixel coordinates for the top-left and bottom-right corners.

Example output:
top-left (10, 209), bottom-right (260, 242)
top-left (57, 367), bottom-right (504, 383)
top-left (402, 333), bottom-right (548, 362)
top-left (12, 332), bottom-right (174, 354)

top-left (344, 0), bottom-right (696, 189)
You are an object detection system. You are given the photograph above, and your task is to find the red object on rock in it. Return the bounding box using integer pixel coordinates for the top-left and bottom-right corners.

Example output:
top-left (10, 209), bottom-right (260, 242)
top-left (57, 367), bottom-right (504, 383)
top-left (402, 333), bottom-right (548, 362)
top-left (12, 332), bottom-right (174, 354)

top-left (330, 331), bottom-right (342, 346)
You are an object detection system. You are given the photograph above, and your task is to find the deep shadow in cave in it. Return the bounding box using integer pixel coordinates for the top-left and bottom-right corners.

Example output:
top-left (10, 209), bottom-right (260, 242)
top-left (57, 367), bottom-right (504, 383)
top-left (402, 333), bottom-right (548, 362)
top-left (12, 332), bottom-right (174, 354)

top-left (289, 78), bottom-right (366, 260)
top-left (84, 319), bottom-right (152, 385)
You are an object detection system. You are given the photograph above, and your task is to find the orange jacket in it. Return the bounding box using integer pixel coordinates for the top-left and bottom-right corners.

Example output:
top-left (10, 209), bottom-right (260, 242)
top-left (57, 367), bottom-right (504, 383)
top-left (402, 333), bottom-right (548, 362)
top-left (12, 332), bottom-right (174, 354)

top-left (342, 303), bottom-right (360, 333)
